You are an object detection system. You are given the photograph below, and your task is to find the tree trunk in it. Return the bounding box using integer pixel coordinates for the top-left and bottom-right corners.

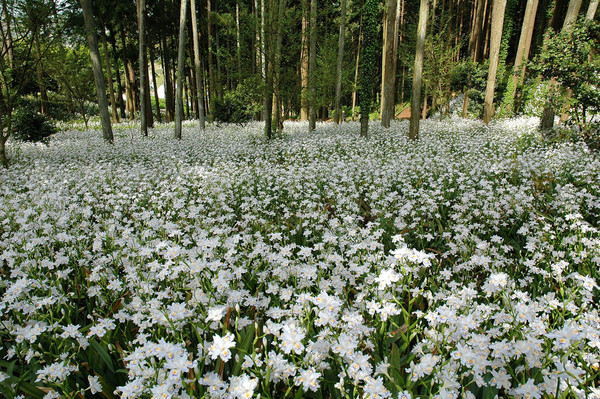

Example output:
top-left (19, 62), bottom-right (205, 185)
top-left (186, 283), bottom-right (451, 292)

top-left (300, 0), bottom-right (310, 120)
top-left (308, 0), bottom-right (317, 131)
top-left (175, 0), bottom-right (188, 140)
top-left (207, 0), bottom-right (216, 120)
top-left (264, 0), bottom-right (274, 139)
top-left (352, 16), bottom-right (362, 122)
top-left (409, 0), bottom-right (428, 140)
top-left (483, 0), bottom-right (507, 124)
top-left (120, 29), bottom-right (134, 119)
top-left (469, 0), bottom-right (485, 61)
top-left (150, 46), bottom-right (162, 123)
top-left (80, 0), bottom-right (113, 142)
top-left (34, 38), bottom-right (48, 115)
top-left (540, 0), bottom-right (582, 132)
top-left (586, 0), bottom-right (598, 19)
top-left (101, 31), bottom-right (119, 123)
top-left (109, 31), bottom-right (126, 119)
top-left (138, 0), bottom-right (148, 135)
top-left (334, 0), bottom-right (346, 124)
top-left (380, 0), bottom-right (397, 128)
top-left (506, 0), bottom-right (539, 114)
top-left (191, 0), bottom-right (206, 129)
top-left (160, 36), bottom-right (175, 122)
top-left (272, 0), bottom-right (285, 133)
top-left (236, 1), bottom-right (242, 84)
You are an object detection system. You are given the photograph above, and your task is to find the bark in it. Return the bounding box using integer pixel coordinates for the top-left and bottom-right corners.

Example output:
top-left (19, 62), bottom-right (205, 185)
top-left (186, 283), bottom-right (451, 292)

top-left (207, 0), bottom-right (216, 119)
top-left (409, 0), bottom-right (428, 140)
top-left (308, 0), bottom-right (317, 131)
top-left (300, 0), bottom-right (309, 120)
top-left (483, 0), bottom-right (507, 124)
top-left (101, 31), bottom-right (119, 123)
top-left (264, 0), bottom-right (274, 139)
top-left (120, 29), bottom-right (134, 119)
top-left (506, 0), bottom-right (539, 114)
top-left (334, 0), bottom-right (346, 124)
top-left (109, 31), bottom-right (126, 119)
top-left (138, 0), bottom-right (148, 135)
top-left (160, 36), bottom-right (175, 122)
top-left (1, 0), bottom-right (13, 69)
top-left (80, 0), bottom-right (113, 142)
top-left (34, 38), bottom-right (48, 115)
top-left (175, 0), bottom-right (188, 140)
top-left (469, 0), bottom-right (485, 61)
top-left (150, 46), bottom-right (162, 123)
top-left (272, 0), bottom-right (286, 133)
top-left (587, 0), bottom-right (598, 19)
top-left (351, 17), bottom-right (362, 122)
top-left (191, 0), bottom-right (206, 129)
top-left (380, 0), bottom-right (397, 128)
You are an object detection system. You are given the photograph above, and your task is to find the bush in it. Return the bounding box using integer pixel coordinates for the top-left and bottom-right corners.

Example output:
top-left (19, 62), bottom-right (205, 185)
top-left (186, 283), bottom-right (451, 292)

top-left (12, 105), bottom-right (57, 143)
top-left (213, 78), bottom-right (264, 125)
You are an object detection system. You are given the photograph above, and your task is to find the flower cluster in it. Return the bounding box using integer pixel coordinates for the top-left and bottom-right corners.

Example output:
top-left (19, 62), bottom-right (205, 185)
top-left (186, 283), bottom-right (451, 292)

top-left (0, 117), bottom-right (599, 398)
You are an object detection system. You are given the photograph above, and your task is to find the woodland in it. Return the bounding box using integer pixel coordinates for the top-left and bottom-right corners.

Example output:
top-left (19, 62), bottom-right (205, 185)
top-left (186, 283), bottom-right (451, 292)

top-left (1, 1), bottom-right (600, 398)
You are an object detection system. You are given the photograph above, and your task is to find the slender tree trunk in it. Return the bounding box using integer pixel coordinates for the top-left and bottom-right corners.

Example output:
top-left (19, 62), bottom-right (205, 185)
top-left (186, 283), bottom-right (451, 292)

top-left (300, 0), bottom-right (310, 120)
top-left (483, 0), bottom-right (507, 124)
top-left (409, 0), bottom-right (428, 140)
top-left (469, 0), bottom-right (485, 61)
top-left (120, 29), bottom-right (135, 119)
top-left (394, 0), bottom-right (404, 108)
top-left (308, 0), bottom-right (317, 131)
top-left (351, 16), bottom-right (362, 122)
top-left (150, 46), bottom-right (162, 123)
top-left (506, 0), bottom-right (539, 114)
top-left (191, 0), bottom-right (206, 129)
top-left (1, 0), bottom-right (13, 69)
top-left (175, 0), bottom-right (188, 140)
top-left (264, 0), bottom-right (274, 139)
top-left (160, 36), bottom-right (174, 122)
top-left (207, 0), bottom-right (216, 120)
top-left (34, 38), bottom-right (48, 115)
top-left (482, 0), bottom-right (492, 60)
top-left (236, 1), bottom-right (242, 84)
top-left (80, 0), bottom-right (113, 142)
top-left (272, 0), bottom-right (285, 133)
top-left (540, 0), bottom-right (582, 132)
top-left (380, 0), bottom-right (397, 128)
top-left (587, 0), bottom-right (598, 19)
top-left (109, 32), bottom-right (126, 119)
top-left (334, 0), bottom-right (346, 124)
top-left (138, 0), bottom-right (148, 135)
top-left (101, 31), bottom-right (119, 123)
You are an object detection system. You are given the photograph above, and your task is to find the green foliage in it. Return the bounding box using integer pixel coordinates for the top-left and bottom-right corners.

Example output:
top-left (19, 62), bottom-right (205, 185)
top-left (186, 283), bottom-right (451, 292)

top-left (358, 0), bottom-right (379, 125)
top-left (12, 104), bottom-right (57, 143)
top-left (450, 60), bottom-right (487, 116)
top-left (213, 78), bottom-right (264, 125)
top-left (530, 19), bottom-right (600, 146)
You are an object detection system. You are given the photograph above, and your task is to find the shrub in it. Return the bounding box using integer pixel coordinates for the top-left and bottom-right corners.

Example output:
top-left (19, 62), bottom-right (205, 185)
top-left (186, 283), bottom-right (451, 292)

top-left (11, 105), bottom-right (57, 143)
top-left (213, 78), bottom-right (264, 125)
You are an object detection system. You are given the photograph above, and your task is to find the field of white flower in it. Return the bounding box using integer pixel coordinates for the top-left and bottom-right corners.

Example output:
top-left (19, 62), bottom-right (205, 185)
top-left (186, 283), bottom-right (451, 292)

top-left (1, 117), bottom-right (599, 399)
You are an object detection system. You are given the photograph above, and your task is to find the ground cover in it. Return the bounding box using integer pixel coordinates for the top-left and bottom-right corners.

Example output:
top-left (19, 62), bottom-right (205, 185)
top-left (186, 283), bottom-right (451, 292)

top-left (1, 118), bottom-right (599, 399)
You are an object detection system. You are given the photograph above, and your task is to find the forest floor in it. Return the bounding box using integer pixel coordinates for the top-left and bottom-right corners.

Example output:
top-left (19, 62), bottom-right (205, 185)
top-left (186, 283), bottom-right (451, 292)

top-left (1, 117), bottom-right (600, 399)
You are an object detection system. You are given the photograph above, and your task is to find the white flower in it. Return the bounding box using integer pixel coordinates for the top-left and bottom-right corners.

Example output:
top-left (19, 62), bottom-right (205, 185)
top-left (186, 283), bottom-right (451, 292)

top-left (228, 374), bottom-right (258, 399)
top-left (208, 333), bottom-right (236, 362)
top-left (88, 375), bottom-right (102, 394)
top-left (295, 367), bottom-right (321, 392)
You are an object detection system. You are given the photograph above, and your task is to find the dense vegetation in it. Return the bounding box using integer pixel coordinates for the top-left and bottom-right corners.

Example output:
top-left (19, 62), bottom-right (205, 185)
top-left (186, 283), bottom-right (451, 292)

top-left (1, 119), bottom-right (600, 398)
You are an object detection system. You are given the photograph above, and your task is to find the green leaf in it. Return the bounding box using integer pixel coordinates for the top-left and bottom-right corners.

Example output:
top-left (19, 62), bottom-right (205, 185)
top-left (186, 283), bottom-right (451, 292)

top-left (90, 339), bottom-right (116, 374)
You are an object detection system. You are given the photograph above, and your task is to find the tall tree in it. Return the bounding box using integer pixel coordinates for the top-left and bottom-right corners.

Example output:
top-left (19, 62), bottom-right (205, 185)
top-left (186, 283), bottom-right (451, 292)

top-left (409, 0), bottom-right (429, 140)
top-left (308, 0), bottom-right (317, 131)
top-left (300, 0), bottom-right (309, 121)
top-left (138, 0), bottom-right (148, 136)
top-left (263, 0), bottom-right (274, 138)
top-left (505, 0), bottom-right (539, 114)
top-left (190, 0), bottom-right (206, 130)
top-left (359, 0), bottom-right (378, 138)
top-left (482, 0), bottom-right (507, 124)
top-left (101, 31), bottom-right (119, 123)
top-left (175, 0), bottom-right (188, 140)
top-left (334, 0), bottom-right (346, 124)
top-left (380, 0), bottom-right (397, 128)
top-left (207, 0), bottom-right (216, 119)
top-left (587, 0), bottom-right (598, 19)
top-left (80, 0), bottom-right (113, 143)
